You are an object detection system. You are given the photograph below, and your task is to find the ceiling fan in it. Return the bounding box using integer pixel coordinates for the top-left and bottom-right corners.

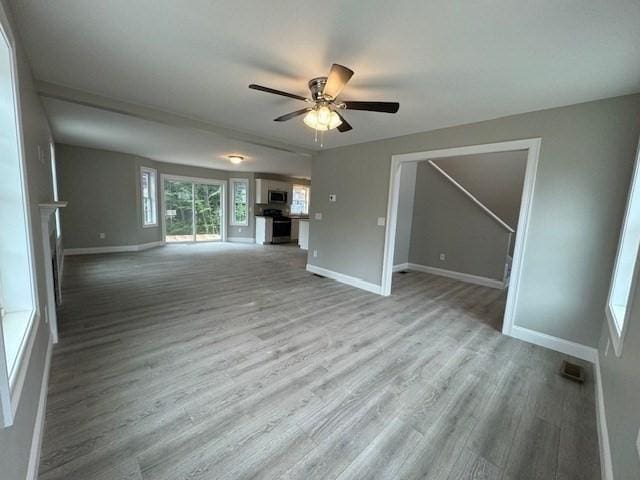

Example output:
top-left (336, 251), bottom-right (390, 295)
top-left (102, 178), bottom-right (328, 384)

top-left (248, 64), bottom-right (399, 136)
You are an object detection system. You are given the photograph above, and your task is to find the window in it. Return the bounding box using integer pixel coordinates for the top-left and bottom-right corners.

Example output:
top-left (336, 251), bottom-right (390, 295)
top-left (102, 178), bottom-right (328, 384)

top-left (230, 178), bottom-right (249, 226)
top-left (0, 16), bottom-right (38, 427)
top-left (606, 137), bottom-right (640, 356)
top-left (291, 185), bottom-right (310, 215)
top-left (141, 167), bottom-right (158, 227)
top-left (50, 143), bottom-right (61, 238)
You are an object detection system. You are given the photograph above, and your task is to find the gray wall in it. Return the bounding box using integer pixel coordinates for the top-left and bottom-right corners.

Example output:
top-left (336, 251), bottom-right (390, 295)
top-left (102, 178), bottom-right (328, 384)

top-left (434, 150), bottom-right (527, 230)
top-left (58, 145), bottom-right (142, 248)
top-left (392, 162), bottom-right (417, 265)
top-left (57, 144), bottom-right (261, 248)
top-left (408, 162), bottom-right (511, 281)
top-left (0, 1), bottom-right (56, 478)
top-left (309, 93), bottom-right (640, 348)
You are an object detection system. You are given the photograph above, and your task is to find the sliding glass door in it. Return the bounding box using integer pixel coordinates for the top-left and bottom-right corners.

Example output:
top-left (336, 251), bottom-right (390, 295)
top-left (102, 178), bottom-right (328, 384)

top-left (194, 183), bottom-right (222, 241)
top-left (163, 176), bottom-right (225, 243)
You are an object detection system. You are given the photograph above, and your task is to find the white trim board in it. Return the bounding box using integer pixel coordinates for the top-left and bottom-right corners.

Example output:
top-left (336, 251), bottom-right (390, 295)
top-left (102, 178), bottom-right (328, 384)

top-left (64, 241), bottom-right (164, 256)
top-left (405, 263), bottom-right (506, 289)
top-left (393, 263), bottom-right (410, 272)
top-left (594, 356), bottom-right (614, 480)
top-left (227, 237), bottom-right (255, 244)
top-left (509, 325), bottom-right (597, 363)
top-left (306, 264), bottom-right (383, 295)
top-left (381, 138), bottom-right (542, 343)
top-left (25, 337), bottom-right (53, 480)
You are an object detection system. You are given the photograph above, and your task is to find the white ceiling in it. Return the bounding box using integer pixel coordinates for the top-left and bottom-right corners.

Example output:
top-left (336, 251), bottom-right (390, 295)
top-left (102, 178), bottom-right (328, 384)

top-left (10, 0), bottom-right (640, 169)
top-left (43, 97), bottom-right (312, 177)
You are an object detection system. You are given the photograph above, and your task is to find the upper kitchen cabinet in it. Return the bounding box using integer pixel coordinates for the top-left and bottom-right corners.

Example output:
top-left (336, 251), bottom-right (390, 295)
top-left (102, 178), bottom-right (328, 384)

top-left (255, 179), bottom-right (293, 204)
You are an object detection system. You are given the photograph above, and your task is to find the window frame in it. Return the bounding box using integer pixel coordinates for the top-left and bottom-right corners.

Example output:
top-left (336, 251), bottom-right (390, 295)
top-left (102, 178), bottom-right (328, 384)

top-left (605, 137), bottom-right (640, 357)
top-left (0, 5), bottom-right (40, 428)
top-left (50, 143), bottom-right (61, 238)
top-left (229, 178), bottom-right (250, 227)
top-left (140, 166), bottom-right (158, 227)
top-left (290, 184), bottom-right (310, 216)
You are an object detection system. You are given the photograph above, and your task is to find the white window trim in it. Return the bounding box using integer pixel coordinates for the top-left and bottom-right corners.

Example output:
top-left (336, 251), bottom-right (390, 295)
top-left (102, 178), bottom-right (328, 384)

top-left (50, 143), bottom-right (62, 238)
top-left (291, 184), bottom-right (310, 216)
top-left (141, 166), bottom-right (158, 227)
top-left (0, 4), bottom-right (40, 428)
top-left (605, 137), bottom-right (640, 357)
top-left (229, 178), bottom-right (249, 226)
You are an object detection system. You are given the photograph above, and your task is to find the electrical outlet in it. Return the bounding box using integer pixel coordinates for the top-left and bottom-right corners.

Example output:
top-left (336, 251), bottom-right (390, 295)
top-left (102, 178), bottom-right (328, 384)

top-left (439, 253), bottom-right (446, 261)
top-left (313, 250), bottom-right (318, 258)
top-left (377, 217), bottom-right (385, 226)
top-left (99, 233), bottom-right (106, 239)
top-left (314, 212), bottom-right (322, 220)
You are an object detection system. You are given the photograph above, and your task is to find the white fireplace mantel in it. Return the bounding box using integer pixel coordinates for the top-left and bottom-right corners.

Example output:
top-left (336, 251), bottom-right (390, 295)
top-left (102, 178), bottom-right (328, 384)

top-left (38, 201), bottom-right (67, 343)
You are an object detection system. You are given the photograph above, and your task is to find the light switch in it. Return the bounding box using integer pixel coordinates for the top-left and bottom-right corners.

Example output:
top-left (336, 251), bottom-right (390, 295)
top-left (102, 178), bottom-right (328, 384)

top-left (99, 233), bottom-right (106, 239)
top-left (377, 217), bottom-right (385, 226)
top-left (314, 212), bottom-right (322, 220)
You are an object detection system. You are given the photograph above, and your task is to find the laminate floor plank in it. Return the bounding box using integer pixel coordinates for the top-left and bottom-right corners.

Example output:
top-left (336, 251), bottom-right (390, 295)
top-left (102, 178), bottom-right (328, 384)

top-left (39, 243), bottom-right (599, 480)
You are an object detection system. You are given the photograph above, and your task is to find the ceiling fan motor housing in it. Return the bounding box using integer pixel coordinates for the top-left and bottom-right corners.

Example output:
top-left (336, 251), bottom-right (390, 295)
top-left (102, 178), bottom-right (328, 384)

top-left (308, 77), bottom-right (328, 101)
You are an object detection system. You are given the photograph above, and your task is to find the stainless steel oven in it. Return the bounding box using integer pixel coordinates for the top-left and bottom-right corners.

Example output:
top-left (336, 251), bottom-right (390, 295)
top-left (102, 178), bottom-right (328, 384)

top-left (268, 190), bottom-right (288, 204)
top-left (272, 218), bottom-right (291, 243)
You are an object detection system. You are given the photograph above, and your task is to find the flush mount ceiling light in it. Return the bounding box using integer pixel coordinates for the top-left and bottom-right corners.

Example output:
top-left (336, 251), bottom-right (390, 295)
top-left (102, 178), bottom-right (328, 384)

top-left (248, 63), bottom-right (399, 145)
top-left (228, 155), bottom-right (244, 164)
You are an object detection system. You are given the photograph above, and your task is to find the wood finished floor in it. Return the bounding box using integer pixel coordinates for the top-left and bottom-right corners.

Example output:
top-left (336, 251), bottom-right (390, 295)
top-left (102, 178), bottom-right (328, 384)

top-left (40, 243), bottom-right (600, 480)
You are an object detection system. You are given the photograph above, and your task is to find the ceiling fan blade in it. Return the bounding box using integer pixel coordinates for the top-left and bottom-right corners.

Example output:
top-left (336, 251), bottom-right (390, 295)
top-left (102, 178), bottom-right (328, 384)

top-left (249, 84), bottom-right (308, 102)
top-left (343, 101), bottom-right (400, 113)
top-left (335, 112), bottom-right (353, 132)
top-left (323, 64), bottom-right (354, 99)
top-left (274, 108), bottom-right (312, 122)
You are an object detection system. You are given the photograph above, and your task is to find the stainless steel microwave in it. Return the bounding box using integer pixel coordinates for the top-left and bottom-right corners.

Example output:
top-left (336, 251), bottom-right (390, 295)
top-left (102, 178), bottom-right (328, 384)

top-left (268, 190), bottom-right (288, 204)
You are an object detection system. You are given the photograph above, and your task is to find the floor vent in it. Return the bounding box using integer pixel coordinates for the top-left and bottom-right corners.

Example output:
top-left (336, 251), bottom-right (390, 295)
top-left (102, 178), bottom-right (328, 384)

top-left (398, 270), bottom-right (409, 274)
top-left (560, 360), bottom-right (585, 383)
top-left (313, 273), bottom-right (326, 278)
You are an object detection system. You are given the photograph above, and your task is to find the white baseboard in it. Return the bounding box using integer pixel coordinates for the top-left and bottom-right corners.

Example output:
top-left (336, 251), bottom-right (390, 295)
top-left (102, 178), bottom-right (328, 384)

top-left (64, 241), bottom-right (164, 255)
top-left (25, 338), bottom-right (53, 480)
top-left (509, 325), bottom-right (598, 363)
top-left (227, 237), bottom-right (255, 244)
top-left (306, 264), bottom-right (383, 295)
top-left (393, 263), bottom-right (409, 272)
top-left (594, 356), bottom-right (614, 480)
top-left (406, 263), bottom-right (505, 289)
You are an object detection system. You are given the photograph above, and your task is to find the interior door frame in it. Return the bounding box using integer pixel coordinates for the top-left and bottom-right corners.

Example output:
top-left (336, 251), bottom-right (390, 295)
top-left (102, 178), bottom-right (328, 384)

top-left (380, 138), bottom-right (542, 337)
top-left (160, 174), bottom-right (227, 243)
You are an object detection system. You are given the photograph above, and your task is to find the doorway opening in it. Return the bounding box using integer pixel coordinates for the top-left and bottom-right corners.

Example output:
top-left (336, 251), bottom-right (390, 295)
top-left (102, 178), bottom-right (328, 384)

top-left (161, 175), bottom-right (226, 243)
top-left (381, 139), bottom-right (541, 335)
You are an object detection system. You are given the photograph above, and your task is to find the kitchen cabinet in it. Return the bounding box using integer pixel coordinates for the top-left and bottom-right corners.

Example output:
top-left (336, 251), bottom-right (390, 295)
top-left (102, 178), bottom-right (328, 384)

top-left (255, 216), bottom-right (273, 244)
top-left (255, 179), bottom-right (293, 205)
top-left (298, 220), bottom-right (309, 250)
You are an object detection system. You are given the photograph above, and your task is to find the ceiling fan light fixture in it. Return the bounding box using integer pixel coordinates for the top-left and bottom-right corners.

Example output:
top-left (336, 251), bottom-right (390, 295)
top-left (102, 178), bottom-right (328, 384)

top-left (303, 107), bottom-right (342, 131)
top-left (228, 155), bottom-right (244, 164)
